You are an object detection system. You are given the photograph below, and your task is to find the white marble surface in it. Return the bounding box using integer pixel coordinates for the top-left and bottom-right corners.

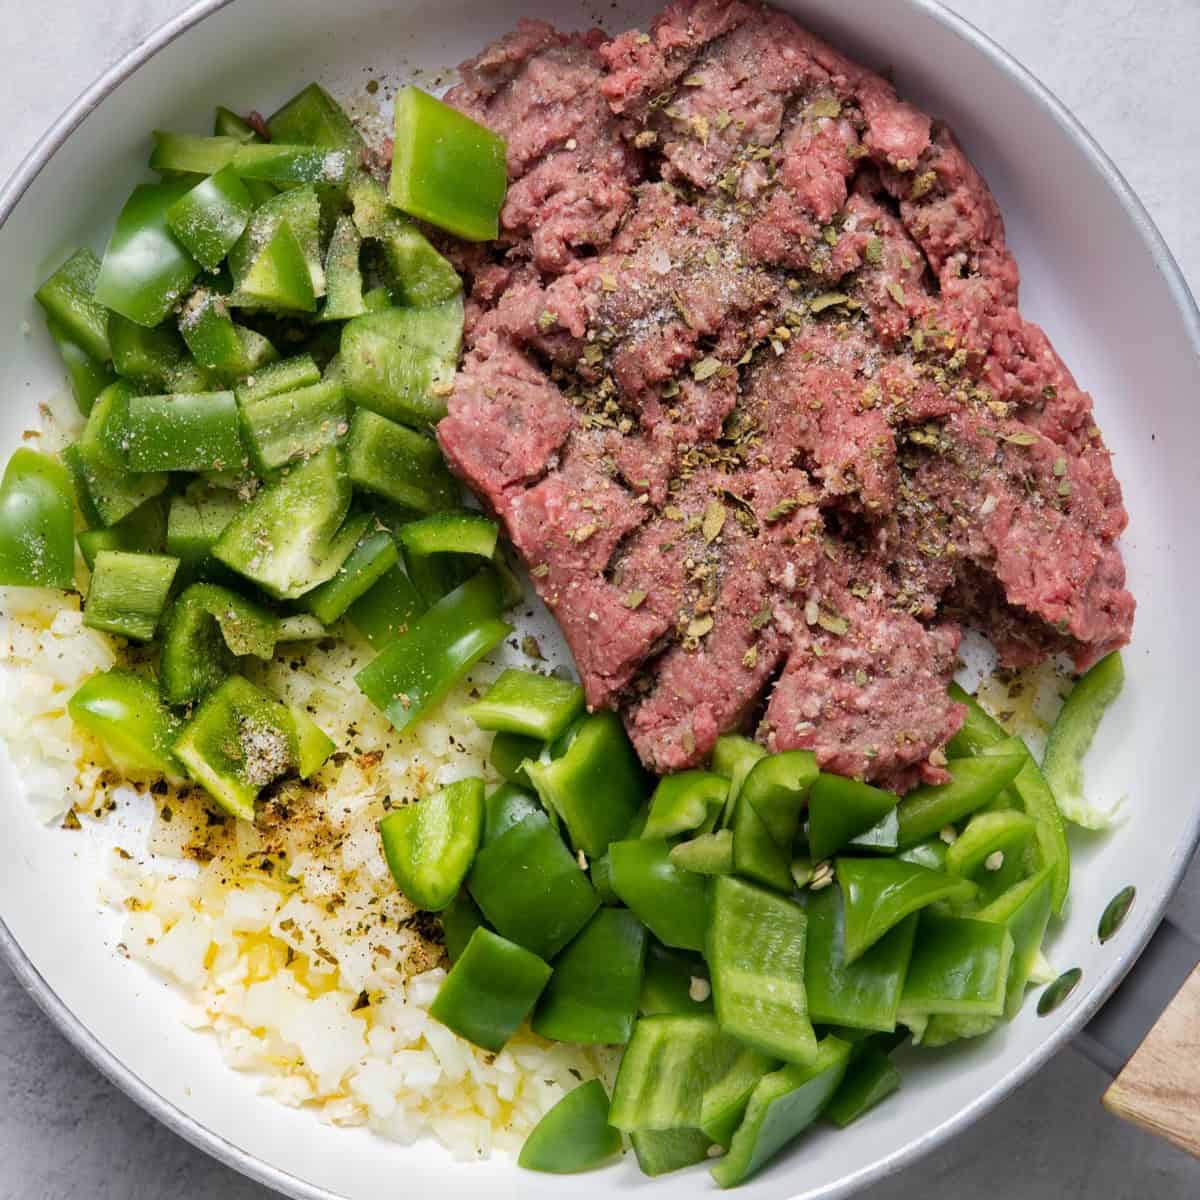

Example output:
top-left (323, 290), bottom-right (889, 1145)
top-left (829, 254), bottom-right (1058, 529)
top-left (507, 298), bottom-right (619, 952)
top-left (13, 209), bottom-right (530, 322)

top-left (2, 1), bottom-right (1199, 1197)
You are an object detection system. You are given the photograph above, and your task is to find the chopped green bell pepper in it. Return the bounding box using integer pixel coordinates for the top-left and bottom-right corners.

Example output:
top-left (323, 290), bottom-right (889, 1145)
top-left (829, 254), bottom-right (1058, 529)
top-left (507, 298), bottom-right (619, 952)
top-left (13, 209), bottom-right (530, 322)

top-left (345, 408), bottom-right (459, 512)
top-left (899, 913), bottom-right (1014, 1021)
top-left (640, 940), bottom-right (712, 1016)
top-left (267, 83), bottom-right (365, 156)
top-left (519, 1079), bottom-right (622, 1174)
top-left (629, 1128), bottom-right (711, 1177)
top-left (77, 494), bottom-right (167, 570)
top-left (710, 1036), bottom-right (851, 1188)
top-left (398, 511), bottom-right (498, 561)
top-left (823, 1046), bottom-right (900, 1128)
top-left (83, 551), bottom-right (179, 641)
top-left (346, 562), bottom-right (426, 648)
top-left (533, 907), bottom-right (647, 1045)
top-left (319, 214), bottom-right (367, 322)
top-left (525, 711), bottom-right (647, 858)
top-left (68, 668), bottom-right (181, 777)
top-left (944, 809), bottom-right (1036, 906)
top-left (234, 354), bottom-right (321, 406)
top-left (670, 829), bottom-right (734, 875)
top-left (429, 926), bottom-right (551, 1053)
top-left (465, 668), bottom-right (584, 743)
top-left (166, 482), bottom-right (239, 576)
top-left (108, 313), bottom-right (206, 391)
top-left (35, 248), bottom-right (112, 363)
top-left (1042, 651), bottom-right (1124, 829)
top-left (238, 379), bottom-right (349, 473)
top-left (178, 292), bottom-right (278, 382)
top-left (975, 867), bottom-right (1054, 1019)
top-left (468, 808), bottom-right (599, 959)
top-left (847, 808), bottom-right (901, 854)
top-left (389, 86), bottom-right (507, 241)
top-left (643, 770), bottom-right (728, 841)
top-left (609, 838), bottom-right (710, 952)
top-left (731, 779), bottom-right (793, 893)
top-left (213, 106), bottom-right (262, 142)
top-left (166, 166), bottom-right (256, 270)
top-left (440, 889), bottom-right (485, 964)
top-left (118, 391), bottom-right (245, 473)
top-left (807, 772), bottom-right (900, 862)
top-left (45, 317), bottom-right (116, 416)
top-left (741, 750), bottom-right (818, 850)
top-left (340, 300), bottom-right (463, 427)
top-left (945, 681), bottom-right (1009, 757)
top-left (837, 856), bottom-right (977, 963)
top-left (228, 188), bottom-right (323, 311)
top-left (711, 733), bottom-right (767, 826)
top-left (379, 778), bottom-right (485, 912)
top-left (95, 181), bottom-right (200, 327)
top-left (299, 528), bottom-right (397, 625)
top-left (804, 884), bottom-right (917, 1032)
top-left (707, 875), bottom-right (816, 1065)
top-left (0, 449), bottom-right (75, 588)
top-left (488, 729), bottom-right (540, 785)
top-left (895, 751), bottom-right (1025, 849)
top-left (482, 782), bottom-right (541, 846)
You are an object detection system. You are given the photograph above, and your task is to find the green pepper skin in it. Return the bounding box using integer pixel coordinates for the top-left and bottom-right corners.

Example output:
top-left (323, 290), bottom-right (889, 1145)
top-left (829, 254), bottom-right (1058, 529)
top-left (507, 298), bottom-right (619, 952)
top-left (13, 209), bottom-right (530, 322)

top-left (837, 857), bottom-right (976, 963)
top-left (712, 733), bottom-right (767, 827)
top-left (731, 782), bottom-right (793, 893)
top-left (68, 668), bottom-right (181, 777)
top-left (46, 317), bottom-right (116, 416)
top-left (518, 1079), bottom-right (622, 1174)
top-left (267, 83), bottom-right (365, 156)
top-left (119, 391), bottom-right (245, 474)
top-left (356, 570), bottom-right (512, 732)
top-left (895, 752), bottom-right (1026, 848)
top-left (629, 1128), bottom-right (711, 1176)
top-left (710, 1036), bottom-right (851, 1188)
top-left (610, 838), bottom-right (710, 953)
top-left (319, 214), bottom-right (367, 322)
top-left (670, 829), bottom-right (734, 876)
top-left (804, 886), bottom-right (917, 1032)
top-left (345, 408), bottom-right (459, 513)
top-left (526, 711), bottom-right (648, 858)
top-left (468, 809), bottom-right (600, 960)
top-left (36, 248), bottom-right (112, 363)
top-left (379, 779), bottom-right (485, 912)
top-left (166, 166), bottom-right (255, 270)
top-left (945, 681), bottom-right (1008, 758)
top-left (643, 771), bottom-right (729, 841)
top-left (82, 551), bottom-right (179, 642)
top-left (975, 867), bottom-right (1054, 1019)
top-left (213, 106), bottom-right (262, 142)
top-left (823, 1046), bottom-right (900, 1128)
top-left (429, 927), bottom-right (551, 1053)
top-left (482, 782), bottom-right (541, 847)
top-left (227, 189), bottom-right (323, 312)
top-left (533, 908), bottom-right (647, 1045)
top-left (741, 750), bottom-right (818, 850)
top-left (398, 511), bottom-right (498, 561)
top-left (944, 809), bottom-right (1036, 906)
top-left (234, 355), bottom-right (321, 406)
top-left (898, 913), bottom-right (1015, 1020)
top-left (466, 668), bottom-right (584, 743)
top-left (807, 773), bottom-right (899, 862)
top-left (95, 182), bottom-right (200, 327)
top-left (0, 449), bottom-right (76, 588)
top-left (299, 529), bottom-right (397, 626)
top-left (639, 940), bottom-right (712, 1016)
top-left (1042, 651), bottom-right (1125, 830)
top-left (346, 563), bottom-right (426, 648)
top-left (166, 484), bottom-right (239, 580)
top-left (707, 876), bottom-right (817, 1066)
top-left (701, 1041), bottom-right (779, 1148)
top-left (77, 494), bottom-right (167, 571)
top-left (388, 86), bottom-right (507, 241)
top-left (440, 890), bottom-right (485, 964)
top-left (108, 313), bottom-right (206, 392)
top-left (238, 379), bottom-right (349, 474)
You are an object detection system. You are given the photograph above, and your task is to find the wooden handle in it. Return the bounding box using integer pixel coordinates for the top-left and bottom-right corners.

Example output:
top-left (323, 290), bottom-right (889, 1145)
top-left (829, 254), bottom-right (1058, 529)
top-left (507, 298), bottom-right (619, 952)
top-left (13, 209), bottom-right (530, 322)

top-left (1103, 963), bottom-right (1200, 1157)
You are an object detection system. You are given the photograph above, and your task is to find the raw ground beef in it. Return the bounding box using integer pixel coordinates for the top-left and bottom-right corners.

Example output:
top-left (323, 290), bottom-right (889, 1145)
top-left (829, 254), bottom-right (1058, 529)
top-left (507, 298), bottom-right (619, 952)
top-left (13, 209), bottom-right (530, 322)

top-left (436, 0), bottom-right (1134, 789)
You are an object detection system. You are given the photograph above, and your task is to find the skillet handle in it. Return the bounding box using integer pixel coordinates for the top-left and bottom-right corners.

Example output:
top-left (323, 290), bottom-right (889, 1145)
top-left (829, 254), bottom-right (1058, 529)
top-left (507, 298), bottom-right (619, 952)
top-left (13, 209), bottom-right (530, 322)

top-left (1102, 964), bottom-right (1200, 1156)
top-left (1074, 916), bottom-right (1200, 1158)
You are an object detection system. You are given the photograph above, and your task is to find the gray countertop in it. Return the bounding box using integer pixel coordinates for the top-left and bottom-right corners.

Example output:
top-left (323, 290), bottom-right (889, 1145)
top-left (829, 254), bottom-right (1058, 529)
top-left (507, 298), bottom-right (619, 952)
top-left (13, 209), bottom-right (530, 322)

top-left (3, 1), bottom-right (1199, 1197)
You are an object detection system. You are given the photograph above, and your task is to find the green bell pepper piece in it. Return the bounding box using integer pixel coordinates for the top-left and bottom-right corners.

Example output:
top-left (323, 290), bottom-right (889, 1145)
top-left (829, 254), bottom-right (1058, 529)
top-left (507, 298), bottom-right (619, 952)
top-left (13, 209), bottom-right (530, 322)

top-left (159, 582), bottom-right (282, 705)
top-left (488, 729), bottom-right (540, 785)
top-left (234, 354), bottom-right (321, 405)
top-left (118, 391), bottom-right (245, 473)
top-left (83, 551), bottom-right (179, 641)
top-left (429, 926), bottom-right (551, 1053)
top-left (68, 668), bottom-right (181, 777)
top-left (643, 770), bottom-right (728, 841)
top-left (95, 181), bottom-right (199, 327)
top-left (346, 562), bottom-right (426, 648)
top-left (1042, 651), bottom-right (1125, 829)
top-left (670, 829), bottom-right (734, 875)
top-left (35, 248), bottom-right (112, 363)
top-left (945, 680), bottom-right (1008, 757)
top-left (630, 1128), bottom-right (711, 1177)
top-left (846, 808), bottom-right (901, 854)
top-left (293, 707), bottom-right (335, 778)
top-left (701, 1042), bottom-right (779, 1149)
top-left (166, 483), bottom-right (239, 575)
top-left (710, 1036), bottom-right (851, 1188)
top-left (465, 668), bottom-right (584, 743)
top-left (807, 772), bottom-right (899, 862)
top-left (482, 782), bottom-right (540, 846)
top-left (379, 778), bottom-right (485, 912)
top-left (389, 86), bottom-right (507, 241)
top-left (228, 188), bottom-right (323, 311)
top-left (227, 142), bottom-right (356, 186)
top-left (107, 313), bottom-right (207, 391)
top-left (609, 838), bottom-right (710, 953)
top-left (898, 912), bottom-right (1014, 1020)
top-left (975, 867), bottom-right (1054, 1019)
top-left (640, 940), bottom-right (712, 1016)
top-left (944, 809), bottom-right (1036, 906)
top-left (467, 808), bottom-right (599, 959)
top-left (823, 1046), bottom-right (900, 1128)
top-left (741, 750), bottom-right (818, 850)
top-left (897, 838), bottom-right (949, 872)
top-left (707, 876), bottom-right (816, 1065)
top-left (731, 780), bottom-right (793, 893)
top-left (213, 106), bottom-right (262, 142)
top-left (267, 83), bottom-right (365, 155)
top-left (65, 384), bottom-right (169, 527)
top-left (212, 446), bottom-right (353, 599)
top-left (148, 131), bottom-right (240, 175)
top-left (340, 301), bottom-right (463, 427)
top-left (238, 379), bottom-right (349, 473)
top-left (0, 449), bottom-right (75, 588)
top-left (178, 291), bottom-right (278, 381)
top-left (166, 166), bottom-right (256, 270)
top-left (77, 494), bottom-right (167, 570)
top-left (837, 857), bottom-right (977, 963)
top-left (711, 732), bottom-right (766, 826)
top-left (519, 1079), bottom-right (622, 1174)
top-left (356, 569), bottom-right (512, 731)
top-left (895, 751), bottom-right (1025, 849)
top-left (299, 528), bottom-right (397, 625)
top-left (440, 889), bottom-right (485, 964)
top-left (804, 885), bottom-right (917, 1032)
top-left (533, 907), bottom-right (647, 1045)
top-left (345, 408), bottom-right (459, 512)
top-left (398, 512), bottom-right (498, 560)
top-left (45, 318), bottom-right (116, 416)
top-left (319, 214), bottom-right (367, 322)
top-left (526, 711), bottom-right (648, 858)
